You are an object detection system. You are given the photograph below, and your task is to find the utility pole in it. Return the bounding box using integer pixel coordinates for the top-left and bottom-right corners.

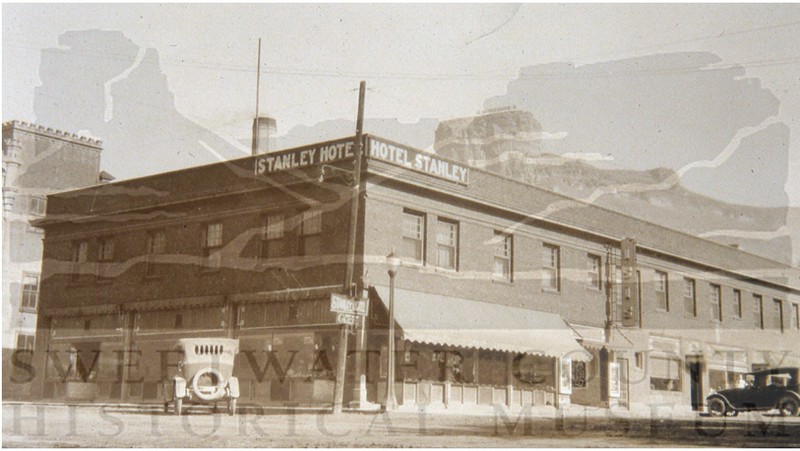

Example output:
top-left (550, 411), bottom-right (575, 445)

top-left (251, 38), bottom-right (262, 156)
top-left (332, 81), bottom-right (366, 414)
top-left (601, 244), bottom-right (614, 406)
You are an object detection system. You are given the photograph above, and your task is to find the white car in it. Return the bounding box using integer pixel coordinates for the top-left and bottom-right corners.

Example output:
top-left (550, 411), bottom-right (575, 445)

top-left (164, 338), bottom-right (240, 415)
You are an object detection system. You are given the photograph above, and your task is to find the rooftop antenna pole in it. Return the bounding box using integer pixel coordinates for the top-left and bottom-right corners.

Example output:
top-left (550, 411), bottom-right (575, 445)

top-left (252, 38), bottom-right (262, 156)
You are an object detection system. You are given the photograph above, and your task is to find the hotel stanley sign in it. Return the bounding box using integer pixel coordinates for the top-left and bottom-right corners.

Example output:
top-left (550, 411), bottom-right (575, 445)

top-left (253, 135), bottom-right (469, 184)
top-left (253, 138), bottom-right (355, 175)
top-left (367, 137), bottom-right (469, 184)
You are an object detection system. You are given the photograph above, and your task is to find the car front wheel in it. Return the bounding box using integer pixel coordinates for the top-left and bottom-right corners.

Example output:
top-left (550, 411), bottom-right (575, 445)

top-left (777, 396), bottom-right (799, 417)
top-left (708, 398), bottom-right (727, 416)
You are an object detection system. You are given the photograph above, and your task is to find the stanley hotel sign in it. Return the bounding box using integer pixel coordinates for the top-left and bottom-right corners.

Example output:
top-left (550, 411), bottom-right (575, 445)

top-left (253, 135), bottom-right (469, 184)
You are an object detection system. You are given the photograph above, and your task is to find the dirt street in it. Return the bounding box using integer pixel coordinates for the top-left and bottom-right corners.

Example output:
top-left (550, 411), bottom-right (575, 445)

top-left (3, 403), bottom-right (800, 447)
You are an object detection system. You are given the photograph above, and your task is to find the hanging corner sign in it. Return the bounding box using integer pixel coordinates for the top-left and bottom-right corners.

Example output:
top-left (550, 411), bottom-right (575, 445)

top-left (330, 293), bottom-right (367, 316)
top-left (335, 312), bottom-right (357, 326)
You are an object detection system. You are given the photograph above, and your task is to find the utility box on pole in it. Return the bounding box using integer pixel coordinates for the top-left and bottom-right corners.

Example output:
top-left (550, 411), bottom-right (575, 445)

top-left (620, 238), bottom-right (639, 327)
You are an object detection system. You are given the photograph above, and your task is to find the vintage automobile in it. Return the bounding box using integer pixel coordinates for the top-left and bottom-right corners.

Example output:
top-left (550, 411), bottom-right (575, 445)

top-left (706, 367), bottom-right (800, 417)
top-left (164, 338), bottom-right (240, 415)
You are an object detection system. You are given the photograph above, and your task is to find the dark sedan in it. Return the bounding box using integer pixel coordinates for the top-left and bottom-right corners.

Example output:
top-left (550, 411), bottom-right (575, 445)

top-left (707, 367), bottom-right (800, 417)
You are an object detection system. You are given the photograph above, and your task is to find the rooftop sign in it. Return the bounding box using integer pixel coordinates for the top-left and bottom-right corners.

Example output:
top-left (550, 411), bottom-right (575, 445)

top-left (367, 137), bottom-right (469, 184)
top-left (253, 138), bottom-right (355, 175)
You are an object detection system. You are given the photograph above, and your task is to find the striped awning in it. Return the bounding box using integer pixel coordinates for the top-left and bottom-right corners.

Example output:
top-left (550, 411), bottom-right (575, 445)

top-left (372, 286), bottom-right (591, 362)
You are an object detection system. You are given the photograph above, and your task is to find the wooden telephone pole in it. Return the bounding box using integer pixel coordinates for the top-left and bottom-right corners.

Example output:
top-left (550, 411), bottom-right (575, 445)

top-left (332, 81), bottom-right (366, 414)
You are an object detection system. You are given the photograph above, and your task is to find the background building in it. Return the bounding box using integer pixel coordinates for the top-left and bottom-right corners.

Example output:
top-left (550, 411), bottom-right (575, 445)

top-left (2, 121), bottom-right (107, 399)
top-left (29, 134), bottom-right (800, 413)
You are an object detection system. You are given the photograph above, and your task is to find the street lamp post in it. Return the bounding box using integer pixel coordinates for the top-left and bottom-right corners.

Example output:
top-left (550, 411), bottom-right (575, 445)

top-left (385, 250), bottom-right (400, 411)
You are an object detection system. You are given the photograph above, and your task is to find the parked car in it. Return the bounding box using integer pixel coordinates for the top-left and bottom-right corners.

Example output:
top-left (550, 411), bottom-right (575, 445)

top-left (707, 367), bottom-right (800, 417)
top-left (164, 338), bottom-right (240, 415)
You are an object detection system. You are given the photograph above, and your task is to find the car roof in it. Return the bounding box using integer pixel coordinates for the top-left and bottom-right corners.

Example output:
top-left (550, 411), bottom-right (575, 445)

top-left (748, 367), bottom-right (799, 376)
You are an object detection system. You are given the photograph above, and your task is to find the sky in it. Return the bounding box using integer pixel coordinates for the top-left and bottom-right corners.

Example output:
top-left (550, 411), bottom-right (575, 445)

top-left (3, 3), bottom-right (800, 207)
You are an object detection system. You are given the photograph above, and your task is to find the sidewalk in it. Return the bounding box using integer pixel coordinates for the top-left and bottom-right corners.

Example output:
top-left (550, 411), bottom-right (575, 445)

top-left (2, 399), bottom-right (700, 420)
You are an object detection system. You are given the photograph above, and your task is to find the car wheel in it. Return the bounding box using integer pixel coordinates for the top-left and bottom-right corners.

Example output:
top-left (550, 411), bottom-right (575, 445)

top-left (174, 398), bottom-right (183, 416)
top-left (228, 398), bottom-right (237, 416)
top-left (777, 396), bottom-right (799, 417)
top-left (708, 398), bottom-right (727, 416)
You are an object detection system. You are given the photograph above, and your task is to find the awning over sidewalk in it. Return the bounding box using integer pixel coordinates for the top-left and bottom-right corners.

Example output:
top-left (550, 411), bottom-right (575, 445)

top-left (372, 286), bottom-right (591, 361)
top-left (568, 323), bottom-right (633, 351)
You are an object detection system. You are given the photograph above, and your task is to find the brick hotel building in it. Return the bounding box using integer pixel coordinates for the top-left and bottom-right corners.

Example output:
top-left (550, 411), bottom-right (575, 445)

top-left (29, 134), bottom-right (800, 413)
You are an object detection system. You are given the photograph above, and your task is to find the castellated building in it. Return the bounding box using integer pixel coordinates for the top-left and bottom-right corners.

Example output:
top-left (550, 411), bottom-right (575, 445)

top-left (2, 121), bottom-right (108, 399)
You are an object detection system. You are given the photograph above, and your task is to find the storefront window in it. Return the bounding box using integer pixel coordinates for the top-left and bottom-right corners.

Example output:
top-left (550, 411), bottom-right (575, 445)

top-left (560, 359), bottom-right (572, 394)
top-left (709, 369), bottom-right (745, 391)
top-left (512, 354), bottom-right (554, 389)
top-left (650, 356), bottom-right (681, 391)
top-left (572, 361), bottom-right (588, 388)
top-left (609, 362), bottom-right (621, 398)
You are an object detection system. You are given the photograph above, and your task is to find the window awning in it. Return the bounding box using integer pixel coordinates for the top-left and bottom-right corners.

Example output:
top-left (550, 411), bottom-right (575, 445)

top-left (568, 323), bottom-right (633, 351)
top-left (372, 286), bottom-right (591, 362)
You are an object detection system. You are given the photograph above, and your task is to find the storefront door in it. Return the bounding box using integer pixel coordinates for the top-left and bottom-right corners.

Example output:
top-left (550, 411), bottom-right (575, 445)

top-left (688, 361), bottom-right (703, 411)
top-left (617, 358), bottom-right (629, 408)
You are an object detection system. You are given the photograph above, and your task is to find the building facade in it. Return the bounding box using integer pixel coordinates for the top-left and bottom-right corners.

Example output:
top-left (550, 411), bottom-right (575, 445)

top-left (29, 134), bottom-right (800, 413)
top-left (2, 121), bottom-right (106, 399)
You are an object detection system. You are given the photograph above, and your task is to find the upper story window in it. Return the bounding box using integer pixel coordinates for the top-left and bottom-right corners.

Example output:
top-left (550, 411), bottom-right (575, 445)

top-left (542, 243), bottom-right (560, 291)
top-left (21, 272), bottom-right (39, 311)
top-left (97, 237), bottom-right (115, 280)
top-left (15, 333), bottom-right (35, 352)
top-left (261, 213), bottom-right (288, 259)
top-left (145, 230), bottom-right (166, 277)
top-left (97, 237), bottom-right (115, 261)
top-left (29, 196), bottom-right (46, 216)
top-left (792, 303), bottom-right (799, 331)
top-left (710, 284), bottom-right (722, 322)
top-left (204, 223), bottom-right (223, 248)
top-left (202, 223), bottom-right (223, 269)
top-left (753, 294), bottom-right (764, 329)
top-left (655, 270), bottom-right (669, 311)
top-left (492, 232), bottom-right (513, 282)
top-left (587, 254), bottom-right (602, 290)
top-left (733, 289), bottom-right (742, 319)
top-left (435, 218), bottom-right (458, 270)
top-left (773, 299), bottom-right (784, 332)
top-left (683, 277), bottom-right (696, 317)
top-left (70, 241), bottom-right (89, 282)
top-left (401, 209), bottom-right (425, 264)
top-left (299, 209), bottom-right (322, 256)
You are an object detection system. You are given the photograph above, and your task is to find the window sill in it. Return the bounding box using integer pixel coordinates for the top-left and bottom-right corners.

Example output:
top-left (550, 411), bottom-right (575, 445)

top-left (655, 309), bottom-right (669, 314)
top-left (19, 308), bottom-right (37, 314)
top-left (491, 278), bottom-right (513, 286)
top-left (585, 286), bottom-right (603, 293)
top-left (433, 266), bottom-right (458, 275)
top-left (401, 260), bottom-right (425, 269)
top-left (541, 288), bottom-right (561, 295)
